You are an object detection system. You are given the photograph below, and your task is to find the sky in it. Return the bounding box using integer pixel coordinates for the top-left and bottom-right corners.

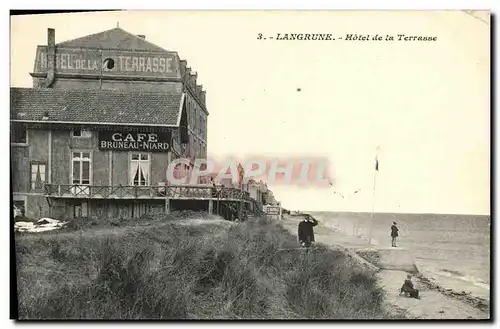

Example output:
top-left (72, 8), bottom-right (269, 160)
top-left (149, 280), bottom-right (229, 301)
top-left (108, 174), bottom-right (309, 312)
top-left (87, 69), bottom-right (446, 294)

top-left (10, 10), bottom-right (490, 215)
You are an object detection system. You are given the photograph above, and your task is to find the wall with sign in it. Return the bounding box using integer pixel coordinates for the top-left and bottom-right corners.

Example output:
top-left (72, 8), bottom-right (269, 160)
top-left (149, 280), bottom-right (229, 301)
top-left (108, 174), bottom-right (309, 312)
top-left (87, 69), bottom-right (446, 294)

top-left (21, 128), bottom-right (175, 189)
top-left (98, 131), bottom-right (172, 152)
top-left (33, 46), bottom-right (181, 79)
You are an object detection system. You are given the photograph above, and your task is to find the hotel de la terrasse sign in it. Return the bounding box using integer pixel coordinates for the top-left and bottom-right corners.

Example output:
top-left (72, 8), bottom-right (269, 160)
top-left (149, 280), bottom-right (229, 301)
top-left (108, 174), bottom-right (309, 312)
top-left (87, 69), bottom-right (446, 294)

top-left (34, 46), bottom-right (180, 79)
top-left (98, 131), bottom-right (172, 152)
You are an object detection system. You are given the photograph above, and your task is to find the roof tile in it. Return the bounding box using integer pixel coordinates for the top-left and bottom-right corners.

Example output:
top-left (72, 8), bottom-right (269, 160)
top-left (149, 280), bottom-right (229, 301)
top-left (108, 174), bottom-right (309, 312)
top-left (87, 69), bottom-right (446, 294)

top-left (10, 88), bottom-right (183, 127)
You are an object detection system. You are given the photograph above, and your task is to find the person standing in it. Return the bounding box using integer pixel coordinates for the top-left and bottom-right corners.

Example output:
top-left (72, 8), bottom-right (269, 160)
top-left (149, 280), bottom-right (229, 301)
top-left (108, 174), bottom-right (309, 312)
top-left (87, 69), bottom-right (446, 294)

top-left (391, 221), bottom-right (399, 247)
top-left (298, 215), bottom-right (318, 248)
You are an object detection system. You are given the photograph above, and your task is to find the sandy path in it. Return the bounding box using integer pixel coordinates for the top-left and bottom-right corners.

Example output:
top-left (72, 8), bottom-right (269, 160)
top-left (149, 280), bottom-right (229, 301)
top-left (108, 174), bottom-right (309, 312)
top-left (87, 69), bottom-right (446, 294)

top-left (280, 215), bottom-right (489, 320)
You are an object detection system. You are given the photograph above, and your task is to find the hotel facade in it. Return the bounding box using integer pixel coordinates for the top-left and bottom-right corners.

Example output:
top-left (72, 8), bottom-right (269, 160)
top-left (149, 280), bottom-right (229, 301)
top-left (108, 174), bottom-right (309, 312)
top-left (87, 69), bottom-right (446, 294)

top-left (11, 27), bottom-right (214, 220)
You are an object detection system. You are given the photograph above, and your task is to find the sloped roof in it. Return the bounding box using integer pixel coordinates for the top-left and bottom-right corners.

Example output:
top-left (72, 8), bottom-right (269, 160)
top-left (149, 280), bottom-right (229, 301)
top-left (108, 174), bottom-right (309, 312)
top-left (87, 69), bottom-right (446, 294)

top-left (10, 88), bottom-right (184, 127)
top-left (56, 27), bottom-right (170, 52)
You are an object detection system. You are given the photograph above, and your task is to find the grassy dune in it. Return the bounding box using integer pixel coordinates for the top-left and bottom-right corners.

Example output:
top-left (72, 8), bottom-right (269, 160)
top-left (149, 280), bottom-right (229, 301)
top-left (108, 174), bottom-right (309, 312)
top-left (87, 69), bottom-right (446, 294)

top-left (15, 214), bottom-right (398, 319)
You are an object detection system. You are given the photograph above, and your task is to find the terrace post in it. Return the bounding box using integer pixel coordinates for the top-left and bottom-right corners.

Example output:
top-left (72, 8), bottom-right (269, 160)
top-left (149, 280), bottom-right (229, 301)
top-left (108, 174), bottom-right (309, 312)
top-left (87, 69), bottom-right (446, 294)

top-left (165, 198), bottom-right (171, 214)
top-left (208, 200), bottom-right (213, 214)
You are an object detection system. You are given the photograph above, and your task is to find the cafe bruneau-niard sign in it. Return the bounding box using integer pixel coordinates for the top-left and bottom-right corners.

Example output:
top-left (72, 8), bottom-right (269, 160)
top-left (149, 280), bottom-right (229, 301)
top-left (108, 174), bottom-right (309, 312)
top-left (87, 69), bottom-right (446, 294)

top-left (98, 131), bottom-right (172, 152)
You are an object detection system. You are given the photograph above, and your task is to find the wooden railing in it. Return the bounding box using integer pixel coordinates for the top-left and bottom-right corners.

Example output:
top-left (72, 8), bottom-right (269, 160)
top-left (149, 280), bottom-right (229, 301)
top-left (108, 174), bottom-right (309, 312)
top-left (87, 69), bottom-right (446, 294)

top-left (44, 184), bottom-right (251, 201)
top-left (252, 200), bottom-right (266, 216)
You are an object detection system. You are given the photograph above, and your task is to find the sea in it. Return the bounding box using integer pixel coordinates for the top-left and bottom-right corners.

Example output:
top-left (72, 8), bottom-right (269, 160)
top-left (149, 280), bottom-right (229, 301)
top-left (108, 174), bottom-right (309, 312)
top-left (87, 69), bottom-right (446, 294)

top-left (309, 211), bottom-right (491, 300)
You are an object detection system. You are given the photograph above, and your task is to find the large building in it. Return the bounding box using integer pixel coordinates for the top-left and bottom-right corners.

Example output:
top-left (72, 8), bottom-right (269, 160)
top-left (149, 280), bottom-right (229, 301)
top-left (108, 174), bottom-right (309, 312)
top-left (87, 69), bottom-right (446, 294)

top-left (10, 27), bottom-right (210, 220)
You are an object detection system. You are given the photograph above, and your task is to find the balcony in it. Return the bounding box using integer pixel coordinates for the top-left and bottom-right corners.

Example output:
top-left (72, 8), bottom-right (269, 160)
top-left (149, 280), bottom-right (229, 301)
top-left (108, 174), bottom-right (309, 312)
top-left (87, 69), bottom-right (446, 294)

top-left (44, 184), bottom-right (252, 202)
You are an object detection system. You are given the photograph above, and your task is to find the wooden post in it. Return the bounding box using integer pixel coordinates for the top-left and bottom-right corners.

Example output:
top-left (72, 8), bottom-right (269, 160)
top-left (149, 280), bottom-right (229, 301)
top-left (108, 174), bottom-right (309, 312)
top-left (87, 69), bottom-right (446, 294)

top-left (165, 198), bottom-right (170, 214)
top-left (108, 150), bottom-right (112, 186)
top-left (208, 200), bottom-right (213, 214)
top-left (48, 130), bottom-right (52, 184)
top-left (48, 199), bottom-right (52, 218)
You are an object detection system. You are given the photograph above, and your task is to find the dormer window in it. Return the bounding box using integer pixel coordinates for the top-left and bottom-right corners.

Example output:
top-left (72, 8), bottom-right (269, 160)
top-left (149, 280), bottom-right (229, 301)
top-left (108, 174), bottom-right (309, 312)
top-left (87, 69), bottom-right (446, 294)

top-left (72, 128), bottom-right (92, 138)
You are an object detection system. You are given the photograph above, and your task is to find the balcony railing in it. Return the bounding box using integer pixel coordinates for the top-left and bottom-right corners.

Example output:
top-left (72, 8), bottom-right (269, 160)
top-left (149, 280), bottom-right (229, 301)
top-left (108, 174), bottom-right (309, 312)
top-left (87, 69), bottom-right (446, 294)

top-left (44, 184), bottom-right (251, 202)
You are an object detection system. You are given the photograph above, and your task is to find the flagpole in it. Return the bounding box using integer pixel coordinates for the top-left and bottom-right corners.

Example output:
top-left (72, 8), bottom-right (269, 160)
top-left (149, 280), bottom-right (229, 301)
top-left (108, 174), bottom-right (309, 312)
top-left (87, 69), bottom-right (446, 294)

top-left (368, 146), bottom-right (380, 245)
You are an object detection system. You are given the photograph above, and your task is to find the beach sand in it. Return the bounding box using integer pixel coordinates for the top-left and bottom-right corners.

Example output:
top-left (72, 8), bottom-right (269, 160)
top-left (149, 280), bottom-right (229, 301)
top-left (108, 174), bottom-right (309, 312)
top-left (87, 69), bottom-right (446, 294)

top-left (280, 215), bottom-right (490, 320)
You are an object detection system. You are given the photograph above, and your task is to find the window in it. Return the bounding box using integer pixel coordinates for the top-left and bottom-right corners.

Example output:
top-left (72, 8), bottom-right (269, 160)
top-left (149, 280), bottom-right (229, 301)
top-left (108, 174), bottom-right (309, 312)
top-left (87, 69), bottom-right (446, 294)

top-left (11, 125), bottom-right (27, 144)
top-left (201, 116), bottom-right (205, 140)
top-left (200, 142), bottom-right (206, 158)
top-left (103, 58), bottom-right (115, 70)
top-left (189, 136), bottom-right (194, 158)
top-left (72, 152), bottom-right (92, 186)
top-left (130, 153), bottom-right (150, 186)
top-left (198, 116), bottom-right (203, 138)
top-left (72, 129), bottom-right (92, 138)
top-left (194, 108), bottom-right (199, 134)
top-left (198, 111), bottom-right (202, 137)
top-left (74, 202), bottom-right (88, 218)
top-left (30, 162), bottom-right (46, 190)
top-left (189, 103), bottom-right (194, 128)
top-left (197, 110), bottom-right (201, 136)
top-left (173, 162), bottom-right (190, 182)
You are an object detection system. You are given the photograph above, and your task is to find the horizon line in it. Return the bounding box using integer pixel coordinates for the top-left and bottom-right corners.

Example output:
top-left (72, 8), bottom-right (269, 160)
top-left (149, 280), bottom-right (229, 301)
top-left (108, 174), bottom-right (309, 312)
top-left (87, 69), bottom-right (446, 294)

top-left (297, 210), bottom-right (491, 217)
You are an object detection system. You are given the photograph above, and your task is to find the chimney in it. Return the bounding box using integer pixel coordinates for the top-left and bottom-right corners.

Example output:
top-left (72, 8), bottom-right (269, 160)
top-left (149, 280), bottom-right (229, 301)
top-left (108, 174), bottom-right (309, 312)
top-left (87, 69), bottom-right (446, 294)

top-left (185, 67), bottom-right (191, 83)
top-left (48, 28), bottom-right (55, 48)
top-left (45, 28), bottom-right (56, 88)
top-left (200, 90), bottom-right (206, 105)
top-left (179, 60), bottom-right (187, 77)
top-left (196, 85), bottom-right (203, 98)
top-left (190, 73), bottom-right (197, 87)
top-left (137, 35), bottom-right (146, 39)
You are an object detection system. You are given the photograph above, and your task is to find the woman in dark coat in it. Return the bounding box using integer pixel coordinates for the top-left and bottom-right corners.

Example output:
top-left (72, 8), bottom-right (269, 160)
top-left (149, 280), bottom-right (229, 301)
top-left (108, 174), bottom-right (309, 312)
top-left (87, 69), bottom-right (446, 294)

top-left (298, 215), bottom-right (318, 247)
top-left (391, 222), bottom-right (399, 247)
